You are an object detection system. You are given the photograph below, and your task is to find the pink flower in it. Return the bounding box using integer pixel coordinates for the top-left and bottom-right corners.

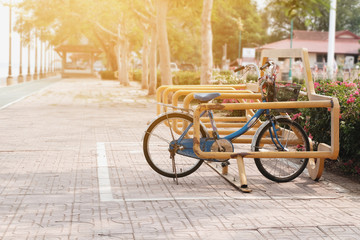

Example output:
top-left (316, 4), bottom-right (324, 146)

top-left (345, 82), bottom-right (357, 88)
top-left (309, 133), bottom-right (313, 140)
top-left (347, 97), bottom-right (356, 104)
top-left (355, 91), bottom-right (359, 96)
top-left (314, 82), bottom-right (320, 88)
top-left (291, 112), bottom-right (302, 121)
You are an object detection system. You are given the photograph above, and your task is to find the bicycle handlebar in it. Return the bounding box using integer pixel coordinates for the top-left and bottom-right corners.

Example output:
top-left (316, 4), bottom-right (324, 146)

top-left (234, 66), bottom-right (245, 72)
top-left (260, 61), bottom-right (271, 71)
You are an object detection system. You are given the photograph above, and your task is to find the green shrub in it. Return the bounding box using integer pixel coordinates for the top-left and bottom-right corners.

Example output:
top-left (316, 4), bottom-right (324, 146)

top-left (132, 69), bottom-right (142, 82)
top-left (212, 71), bottom-right (244, 84)
top-left (173, 71), bottom-right (201, 85)
top-left (293, 80), bottom-right (360, 174)
top-left (130, 70), bottom-right (161, 88)
top-left (292, 76), bottom-right (304, 85)
top-left (99, 71), bottom-right (117, 80)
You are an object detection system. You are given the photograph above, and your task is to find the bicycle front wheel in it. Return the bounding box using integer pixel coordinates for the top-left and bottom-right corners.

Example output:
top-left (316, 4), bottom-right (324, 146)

top-left (143, 113), bottom-right (207, 178)
top-left (253, 118), bottom-right (310, 182)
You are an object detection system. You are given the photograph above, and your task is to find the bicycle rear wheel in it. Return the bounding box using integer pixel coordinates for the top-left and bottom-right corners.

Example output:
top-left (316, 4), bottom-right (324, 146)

top-left (253, 118), bottom-right (309, 182)
top-left (143, 112), bottom-right (207, 178)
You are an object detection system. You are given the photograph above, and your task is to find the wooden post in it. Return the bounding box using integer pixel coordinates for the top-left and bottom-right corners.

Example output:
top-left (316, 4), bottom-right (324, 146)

top-left (90, 53), bottom-right (94, 75)
top-left (236, 155), bottom-right (252, 193)
top-left (62, 51), bottom-right (66, 77)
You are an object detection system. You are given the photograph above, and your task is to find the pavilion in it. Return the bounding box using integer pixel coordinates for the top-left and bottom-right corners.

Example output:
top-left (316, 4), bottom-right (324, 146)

top-left (55, 44), bottom-right (102, 78)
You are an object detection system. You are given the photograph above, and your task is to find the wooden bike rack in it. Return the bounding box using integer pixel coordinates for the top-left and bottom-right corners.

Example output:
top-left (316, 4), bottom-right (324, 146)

top-left (191, 49), bottom-right (339, 192)
top-left (152, 49), bottom-right (339, 191)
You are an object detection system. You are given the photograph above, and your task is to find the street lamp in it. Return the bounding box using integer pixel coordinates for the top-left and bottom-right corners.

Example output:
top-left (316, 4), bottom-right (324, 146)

top-left (39, 32), bottom-right (43, 78)
top-left (288, 18), bottom-right (293, 82)
top-left (44, 42), bottom-right (47, 77)
top-left (18, 15), bottom-right (24, 83)
top-left (288, 10), bottom-right (297, 82)
top-left (6, 0), bottom-right (13, 85)
top-left (327, 0), bottom-right (337, 80)
top-left (34, 30), bottom-right (38, 80)
top-left (26, 31), bottom-right (32, 81)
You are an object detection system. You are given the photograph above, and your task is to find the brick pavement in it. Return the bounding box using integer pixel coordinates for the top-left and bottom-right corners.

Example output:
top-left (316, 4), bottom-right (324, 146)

top-left (0, 77), bottom-right (359, 239)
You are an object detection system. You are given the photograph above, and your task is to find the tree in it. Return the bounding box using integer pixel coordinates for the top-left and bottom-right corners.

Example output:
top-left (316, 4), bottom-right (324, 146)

top-left (307, 0), bottom-right (360, 34)
top-left (132, 0), bottom-right (158, 95)
top-left (200, 0), bottom-right (213, 85)
top-left (264, 0), bottom-right (330, 42)
top-left (17, 0), bottom-right (142, 86)
top-left (212, 0), bottom-right (265, 66)
top-left (156, 0), bottom-right (172, 86)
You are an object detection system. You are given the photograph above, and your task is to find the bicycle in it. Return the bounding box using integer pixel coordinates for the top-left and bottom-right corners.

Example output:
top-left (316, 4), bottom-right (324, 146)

top-left (143, 61), bottom-right (309, 185)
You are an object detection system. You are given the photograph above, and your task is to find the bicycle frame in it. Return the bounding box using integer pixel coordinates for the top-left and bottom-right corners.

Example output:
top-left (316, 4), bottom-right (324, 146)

top-left (170, 107), bottom-right (286, 162)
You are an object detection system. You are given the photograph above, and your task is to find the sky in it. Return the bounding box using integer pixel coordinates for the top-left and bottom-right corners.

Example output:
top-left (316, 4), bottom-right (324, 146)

top-left (0, 0), bottom-right (268, 78)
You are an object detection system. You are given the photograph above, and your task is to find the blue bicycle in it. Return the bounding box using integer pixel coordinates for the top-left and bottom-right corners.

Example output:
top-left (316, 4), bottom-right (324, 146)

top-left (143, 61), bottom-right (309, 183)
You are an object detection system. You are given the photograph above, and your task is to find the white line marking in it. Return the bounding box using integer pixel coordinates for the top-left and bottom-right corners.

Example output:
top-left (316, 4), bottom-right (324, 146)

top-left (97, 142), bottom-right (116, 202)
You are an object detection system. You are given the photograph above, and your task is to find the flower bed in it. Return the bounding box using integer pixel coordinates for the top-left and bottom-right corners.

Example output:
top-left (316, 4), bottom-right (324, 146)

top-left (293, 80), bottom-right (360, 175)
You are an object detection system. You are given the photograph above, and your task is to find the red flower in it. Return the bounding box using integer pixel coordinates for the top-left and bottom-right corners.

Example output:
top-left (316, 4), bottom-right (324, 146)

top-left (347, 97), bottom-right (356, 104)
top-left (291, 112), bottom-right (302, 120)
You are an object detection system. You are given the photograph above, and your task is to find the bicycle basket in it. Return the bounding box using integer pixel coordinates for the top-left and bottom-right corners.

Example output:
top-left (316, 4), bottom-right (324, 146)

top-left (275, 82), bottom-right (301, 101)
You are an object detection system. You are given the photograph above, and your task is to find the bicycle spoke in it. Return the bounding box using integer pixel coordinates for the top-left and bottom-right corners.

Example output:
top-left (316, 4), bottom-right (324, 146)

top-left (166, 114), bottom-right (176, 142)
top-left (253, 118), bottom-right (309, 182)
top-left (146, 131), bottom-right (171, 144)
top-left (143, 113), bottom-right (205, 179)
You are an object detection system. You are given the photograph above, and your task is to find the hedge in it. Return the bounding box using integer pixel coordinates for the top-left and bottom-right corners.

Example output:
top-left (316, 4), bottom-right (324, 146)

top-left (293, 79), bottom-right (360, 175)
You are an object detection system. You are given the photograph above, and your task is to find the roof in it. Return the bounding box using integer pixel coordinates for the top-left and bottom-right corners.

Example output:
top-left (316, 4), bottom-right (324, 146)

top-left (260, 30), bottom-right (360, 54)
top-left (54, 44), bottom-right (102, 53)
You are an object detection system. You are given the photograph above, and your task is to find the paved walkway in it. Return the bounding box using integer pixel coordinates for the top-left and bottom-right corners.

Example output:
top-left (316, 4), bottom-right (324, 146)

top-left (0, 77), bottom-right (360, 239)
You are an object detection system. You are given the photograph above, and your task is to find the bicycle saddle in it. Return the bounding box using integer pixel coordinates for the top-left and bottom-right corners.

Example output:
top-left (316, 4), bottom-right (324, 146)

top-left (194, 93), bottom-right (221, 102)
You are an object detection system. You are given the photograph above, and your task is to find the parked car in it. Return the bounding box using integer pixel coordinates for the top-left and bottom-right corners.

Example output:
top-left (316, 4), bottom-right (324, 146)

top-left (170, 62), bottom-right (180, 72)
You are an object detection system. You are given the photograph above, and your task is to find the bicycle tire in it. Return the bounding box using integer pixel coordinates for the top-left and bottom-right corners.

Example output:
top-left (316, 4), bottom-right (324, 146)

top-left (253, 118), bottom-right (309, 182)
top-left (143, 112), bottom-right (207, 178)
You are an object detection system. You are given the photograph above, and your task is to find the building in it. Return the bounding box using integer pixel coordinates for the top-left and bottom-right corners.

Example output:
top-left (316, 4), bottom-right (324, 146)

top-left (259, 30), bottom-right (360, 69)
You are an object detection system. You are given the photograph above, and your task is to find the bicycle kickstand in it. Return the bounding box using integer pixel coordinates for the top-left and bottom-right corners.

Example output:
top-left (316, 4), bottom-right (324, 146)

top-left (236, 155), bottom-right (252, 193)
top-left (170, 153), bottom-right (179, 185)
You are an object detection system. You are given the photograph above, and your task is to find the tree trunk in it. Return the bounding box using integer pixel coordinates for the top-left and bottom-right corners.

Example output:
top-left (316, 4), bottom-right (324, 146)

top-left (141, 30), bottom-right (150, 89)
top-left (115, 43), bottom-right (121, 83)
top-left (201, 0), bottom-right (214, 85)
top-left (93, 29), bottom-right (117, 71)
top-left (156, 0), bottom-right (172, 86)
top-left (120, 40), bottom-right (130, 86)
top-left (148, 25), bottom-right (157, 95)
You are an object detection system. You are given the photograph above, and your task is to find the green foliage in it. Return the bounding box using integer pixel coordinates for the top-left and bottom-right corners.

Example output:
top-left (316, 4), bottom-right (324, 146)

top-left (132, 69), bottom-right (142, 82)
top-left (18, 0), bottom-right (143, 72)
top-left (131, 69), bottom-right (162, 88)
top-left (212, 71), bottom-right (243, 85)
top-left (293, 80), bottom-right (360, 174)
top-left (265, 0), bottom-right (360, 43)
top-left (99, 71), bottom-right (117, 80)
top-left (172, 71), bottom-right (201, 85)
top-left (212, 0), bottom-right (266, 66)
